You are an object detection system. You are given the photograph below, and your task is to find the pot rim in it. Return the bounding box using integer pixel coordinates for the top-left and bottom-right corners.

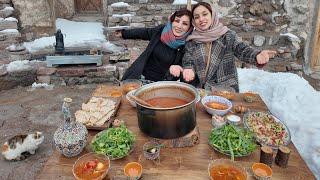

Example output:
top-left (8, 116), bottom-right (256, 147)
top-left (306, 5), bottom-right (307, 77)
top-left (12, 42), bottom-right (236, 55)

top-left (133, 81), bottom-right (200, 110)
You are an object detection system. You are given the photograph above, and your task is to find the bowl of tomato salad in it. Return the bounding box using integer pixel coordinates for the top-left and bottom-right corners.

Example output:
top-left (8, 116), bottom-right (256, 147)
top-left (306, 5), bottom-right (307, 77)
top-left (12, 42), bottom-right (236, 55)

top-left (73, 152), bottom-right (110, 180)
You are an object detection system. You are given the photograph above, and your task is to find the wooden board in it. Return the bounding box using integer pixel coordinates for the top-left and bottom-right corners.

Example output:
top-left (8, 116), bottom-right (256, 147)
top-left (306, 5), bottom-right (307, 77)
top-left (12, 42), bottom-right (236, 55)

top-left (84, 97), bottom-right (121, 130)
top-left (37, 92), bottom-right (316, 180)
top-left (76, 85), bottom-right (123, 130)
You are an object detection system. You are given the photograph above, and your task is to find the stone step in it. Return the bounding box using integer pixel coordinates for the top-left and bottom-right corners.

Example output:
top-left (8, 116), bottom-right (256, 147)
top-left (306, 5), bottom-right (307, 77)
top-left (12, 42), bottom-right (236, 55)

top-left (0, 6), bottom-right (14, 18)
top-left (0, 19), bottom-right (18, 31)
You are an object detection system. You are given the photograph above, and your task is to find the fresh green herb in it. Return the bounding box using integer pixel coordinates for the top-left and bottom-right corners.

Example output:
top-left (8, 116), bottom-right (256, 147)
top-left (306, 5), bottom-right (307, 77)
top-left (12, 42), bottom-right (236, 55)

top-left (209, 124), bottom-right (257, 160)
top-left (91, 125), bottom-right (135, 159)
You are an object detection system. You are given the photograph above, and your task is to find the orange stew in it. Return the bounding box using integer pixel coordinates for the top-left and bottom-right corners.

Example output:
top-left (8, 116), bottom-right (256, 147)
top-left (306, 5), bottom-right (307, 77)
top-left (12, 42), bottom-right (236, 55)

top-left (210, 165), bottom-right (246, 180)
top-left (205, 101), bottom-right (228, 110)
top-left (74, 159), bottom-right (108, 180)
top-left (145, 97), bottom-right (189, 108)
top-left (123, 83), bottom-right (140, 94)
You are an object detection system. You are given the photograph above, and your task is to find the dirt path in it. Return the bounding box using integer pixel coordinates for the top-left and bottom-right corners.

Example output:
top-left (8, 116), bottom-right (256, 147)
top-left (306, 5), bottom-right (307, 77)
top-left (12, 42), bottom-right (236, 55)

top-left (0, 84), bottom-right (100, 180)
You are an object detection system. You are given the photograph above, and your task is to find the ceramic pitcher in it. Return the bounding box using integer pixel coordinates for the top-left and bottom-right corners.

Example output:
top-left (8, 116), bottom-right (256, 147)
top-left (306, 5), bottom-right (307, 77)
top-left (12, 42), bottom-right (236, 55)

top-left (53, 97), bottom-right (88, 157)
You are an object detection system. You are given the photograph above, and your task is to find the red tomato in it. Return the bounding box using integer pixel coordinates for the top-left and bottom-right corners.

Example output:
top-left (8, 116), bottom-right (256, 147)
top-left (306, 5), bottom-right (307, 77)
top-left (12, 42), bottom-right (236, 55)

top-left (85, 160), bottom-right (98, 169)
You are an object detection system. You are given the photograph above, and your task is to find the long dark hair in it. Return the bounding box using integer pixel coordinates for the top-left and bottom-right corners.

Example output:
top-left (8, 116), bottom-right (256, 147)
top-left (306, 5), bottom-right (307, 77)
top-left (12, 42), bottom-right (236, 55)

top-left (191, 2), bottom-right (212, 17)
top-left (169, 9), bottom-right (193, 25)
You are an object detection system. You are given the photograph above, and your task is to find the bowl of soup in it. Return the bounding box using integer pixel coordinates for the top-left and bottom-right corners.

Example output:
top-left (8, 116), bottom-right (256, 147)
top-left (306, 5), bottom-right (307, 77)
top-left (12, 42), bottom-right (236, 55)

top-left (124, 162), bottom-right (143, 179)
top-left (73, 153), bottom-right (110, 180)
top-left (121, 79), bottom-right (142, 94)
top-left (208, 159), bottom-right (247, 180)
top-left (133, 81), bottom-right (200, 139)
top-left (201, 95), bottom-right (232, 116)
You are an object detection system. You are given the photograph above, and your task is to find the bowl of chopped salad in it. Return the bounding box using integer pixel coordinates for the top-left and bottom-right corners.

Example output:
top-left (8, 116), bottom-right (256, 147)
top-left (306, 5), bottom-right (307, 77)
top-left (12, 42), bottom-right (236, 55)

top-left (243, 111), bottom-right (291, 149)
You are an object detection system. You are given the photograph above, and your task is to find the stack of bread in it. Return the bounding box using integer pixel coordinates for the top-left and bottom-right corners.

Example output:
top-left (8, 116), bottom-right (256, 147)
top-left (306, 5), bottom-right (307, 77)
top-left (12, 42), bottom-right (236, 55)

top-left (75, 97), bottom-right (116, 126)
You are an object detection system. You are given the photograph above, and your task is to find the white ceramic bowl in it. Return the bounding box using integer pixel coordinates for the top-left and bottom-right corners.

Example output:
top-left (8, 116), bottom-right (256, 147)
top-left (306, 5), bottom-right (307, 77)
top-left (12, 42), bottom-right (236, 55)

top-left (201, 95), bottom-right (232, 116)
top-left (126, 89), bottom-right (137, 107)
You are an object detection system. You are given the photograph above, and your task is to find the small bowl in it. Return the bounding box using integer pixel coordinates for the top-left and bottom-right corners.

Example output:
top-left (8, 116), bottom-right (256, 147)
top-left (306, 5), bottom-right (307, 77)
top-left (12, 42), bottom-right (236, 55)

top-left (121, 79), bottom-right (142, 94)
top-left (143, 141), bottom-right (161, 160)
top-left (73, 152), bottom-right (110, 180)
top-left (124, 162), bottom-right (143, 179)
top-left (126, 89), bottom-right (137, 107)
top-left (211, 86), bottom-right (236, 100)
top-left (225, 114), bottom-right (241, 125)
top-left (208, 159), bottom-right (247, 180)
top-left (252, 163), bottom-right (273, 180)
top-left (244, 92), bottom-right (258, 103)
top-left (211, 114), bottom-right (226, 128)
top-left (201, 95), bottom-right (233, 116)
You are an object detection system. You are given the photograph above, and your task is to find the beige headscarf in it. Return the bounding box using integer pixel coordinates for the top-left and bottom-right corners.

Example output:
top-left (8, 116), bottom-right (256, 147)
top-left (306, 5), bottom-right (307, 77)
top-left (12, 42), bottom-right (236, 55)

top-left (186, 6), bottom-right (229, 43)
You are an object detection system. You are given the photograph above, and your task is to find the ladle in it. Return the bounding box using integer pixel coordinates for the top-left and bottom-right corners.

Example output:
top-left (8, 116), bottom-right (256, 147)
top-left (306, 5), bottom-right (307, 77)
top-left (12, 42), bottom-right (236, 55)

top-left (128, 94), bottom-right (154, 107)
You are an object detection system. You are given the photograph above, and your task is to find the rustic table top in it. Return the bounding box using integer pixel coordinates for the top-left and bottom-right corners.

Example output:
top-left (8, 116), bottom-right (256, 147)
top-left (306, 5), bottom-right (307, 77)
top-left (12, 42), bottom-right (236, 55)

top-left (37, 91), bottom-right (315, 180)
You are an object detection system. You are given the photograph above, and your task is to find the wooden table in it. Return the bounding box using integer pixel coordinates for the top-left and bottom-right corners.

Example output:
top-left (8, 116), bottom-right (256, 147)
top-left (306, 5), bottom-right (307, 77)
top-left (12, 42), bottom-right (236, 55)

top-left (37, 93), bottom-right (315, 180)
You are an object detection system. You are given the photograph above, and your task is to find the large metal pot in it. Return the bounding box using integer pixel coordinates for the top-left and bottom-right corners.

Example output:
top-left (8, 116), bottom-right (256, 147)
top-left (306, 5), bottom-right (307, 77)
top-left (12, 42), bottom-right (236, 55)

top-left (134, 81), bottom-right (200, 139)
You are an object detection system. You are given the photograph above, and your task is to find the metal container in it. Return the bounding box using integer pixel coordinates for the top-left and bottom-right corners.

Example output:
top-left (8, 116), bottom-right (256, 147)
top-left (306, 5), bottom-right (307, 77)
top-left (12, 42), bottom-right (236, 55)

top-left (134, 81), bottom-right (200, 139)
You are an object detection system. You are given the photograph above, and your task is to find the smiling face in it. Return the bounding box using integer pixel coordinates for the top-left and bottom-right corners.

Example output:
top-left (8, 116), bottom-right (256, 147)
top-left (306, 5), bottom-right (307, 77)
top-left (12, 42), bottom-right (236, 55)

top-left (193, 5), bottom-right (213, 31)
top-left (172, 15), bottom-right (191, 37)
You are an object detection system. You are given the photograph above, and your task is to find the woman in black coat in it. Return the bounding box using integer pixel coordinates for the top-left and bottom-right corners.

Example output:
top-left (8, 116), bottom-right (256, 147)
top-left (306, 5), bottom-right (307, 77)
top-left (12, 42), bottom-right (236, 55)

top-left (115, 9), bottom-right (193, 82)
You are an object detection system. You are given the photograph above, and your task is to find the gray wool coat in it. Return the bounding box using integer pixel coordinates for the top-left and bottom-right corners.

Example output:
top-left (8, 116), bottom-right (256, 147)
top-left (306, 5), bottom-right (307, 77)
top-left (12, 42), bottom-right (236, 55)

top-left (182, 30), bottom-right (260, 92)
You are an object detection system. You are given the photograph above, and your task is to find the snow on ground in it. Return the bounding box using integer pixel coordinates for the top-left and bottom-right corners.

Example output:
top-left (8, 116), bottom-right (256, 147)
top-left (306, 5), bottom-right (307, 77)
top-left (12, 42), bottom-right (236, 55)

top-left (238, 68), bottom-right (320, 178)
top-left (172, 0), bottom-right (198, 5)
top-left (110, 2), bottom-right (130, 8)
top-left (23, 18), bottom-right (121, 53)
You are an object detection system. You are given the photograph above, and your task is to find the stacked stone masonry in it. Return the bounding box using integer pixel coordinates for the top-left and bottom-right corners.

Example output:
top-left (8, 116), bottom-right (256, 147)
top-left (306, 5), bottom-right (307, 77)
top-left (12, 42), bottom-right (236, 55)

top-left (1, 0), bottom-right (320, 90)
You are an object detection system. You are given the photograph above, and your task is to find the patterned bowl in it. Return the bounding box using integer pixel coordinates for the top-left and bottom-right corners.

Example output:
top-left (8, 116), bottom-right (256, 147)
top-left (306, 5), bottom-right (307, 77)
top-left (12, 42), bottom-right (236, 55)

top-left (201, 96), bottom-right (232, 116)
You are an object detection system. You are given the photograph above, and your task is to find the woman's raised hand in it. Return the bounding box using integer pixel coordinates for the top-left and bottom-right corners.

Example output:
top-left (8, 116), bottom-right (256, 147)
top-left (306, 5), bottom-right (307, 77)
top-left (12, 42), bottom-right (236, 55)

top-left (256, 50), bottom-right (277, 65)
top-left (169, 65), bottom-right (184, 77)
top-left (183, 68), bottom-right (195, 82)
top-left (115, 30), bottom-right (122, 38)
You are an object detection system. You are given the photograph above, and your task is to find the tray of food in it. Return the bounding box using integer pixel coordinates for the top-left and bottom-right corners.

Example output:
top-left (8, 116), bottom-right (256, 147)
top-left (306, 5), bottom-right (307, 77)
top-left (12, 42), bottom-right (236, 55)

top-left (208, 124), bottom-right (257, 160)
top-left (75, 96), bottom-right (121, 130)
top-left (243, 111), bottom-right (291, 149)
top-left (90, 125), bottom-right (135, 160)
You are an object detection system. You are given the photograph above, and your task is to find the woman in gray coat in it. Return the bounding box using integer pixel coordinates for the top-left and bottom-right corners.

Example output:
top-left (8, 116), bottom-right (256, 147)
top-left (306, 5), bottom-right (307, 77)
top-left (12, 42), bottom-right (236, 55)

top-left (170, 2), bottom-right (276, 92)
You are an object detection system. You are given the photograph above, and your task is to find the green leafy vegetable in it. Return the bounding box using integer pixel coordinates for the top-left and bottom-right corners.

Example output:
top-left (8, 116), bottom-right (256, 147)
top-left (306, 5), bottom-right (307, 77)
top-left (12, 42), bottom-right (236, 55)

top-left (209, 124), bottom-right (257, 160)
top-left (91, 125), bottom-right (135, 159)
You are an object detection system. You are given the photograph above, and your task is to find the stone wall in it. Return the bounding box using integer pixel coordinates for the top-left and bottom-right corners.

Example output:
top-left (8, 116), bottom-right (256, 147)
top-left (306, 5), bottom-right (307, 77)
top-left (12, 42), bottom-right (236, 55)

top-left (55, 0), bottom-right (75, 19)
top-left (107, 0), bottom-right (315, 76)
top-left (11, 0), bottom-right (55, 41)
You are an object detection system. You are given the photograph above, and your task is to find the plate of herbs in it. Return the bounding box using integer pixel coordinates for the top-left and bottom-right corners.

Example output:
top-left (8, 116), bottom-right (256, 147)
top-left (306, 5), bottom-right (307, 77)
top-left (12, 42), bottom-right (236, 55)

top-left (91, 125), bottom-right (135, 160)
top-left (208, 124), bottom-right (257, 160)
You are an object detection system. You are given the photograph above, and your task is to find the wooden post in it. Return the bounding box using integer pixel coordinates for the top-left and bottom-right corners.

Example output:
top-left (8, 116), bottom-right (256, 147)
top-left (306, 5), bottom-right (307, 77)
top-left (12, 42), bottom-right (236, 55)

top-left (310, 1), bottom-right (320, 71)
top-left (187, 0), bottom-right (192, 11)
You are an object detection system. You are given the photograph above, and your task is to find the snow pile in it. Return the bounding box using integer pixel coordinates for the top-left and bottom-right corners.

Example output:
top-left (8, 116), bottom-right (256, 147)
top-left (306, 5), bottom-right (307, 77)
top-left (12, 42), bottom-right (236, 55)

top-left (7, 60), bottom-right (32, 72)
top-left (111, 2), bottom-right (130, 8)
top-left (112, 14), bottom-right (134, 18)
top-left (238, 68), bottom-right (320, 178)
top-left (23, 18), bottom-right (115, 53)
top-left (172, 0), bottom-right (198, 5)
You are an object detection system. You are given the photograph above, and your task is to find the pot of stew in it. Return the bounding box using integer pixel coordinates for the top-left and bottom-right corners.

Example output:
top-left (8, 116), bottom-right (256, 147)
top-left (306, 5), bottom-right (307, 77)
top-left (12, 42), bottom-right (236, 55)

top-left (133, 81), bottom-right (200, 139)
